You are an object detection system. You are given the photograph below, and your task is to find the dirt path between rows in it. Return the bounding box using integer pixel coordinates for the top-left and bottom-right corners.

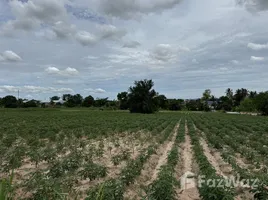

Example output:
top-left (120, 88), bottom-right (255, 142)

top-left (151, 122), bottom-right (180, 181)
top-left (123, 122), bottom-right (180, 200)
top-left (199, 137), bottom-right (232, 178)
top-left (193, 126), bottom-right (253, 200)
top-left (177, 121), bottom-right (200, 200)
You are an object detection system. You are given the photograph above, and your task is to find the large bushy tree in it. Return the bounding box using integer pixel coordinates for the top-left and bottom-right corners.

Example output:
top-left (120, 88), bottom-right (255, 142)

top-left (254, 92), bottom-right (268, 115)
top-left (63, 94), bottom-right (83, 107)
top-left (117, 92), bottom-right (129, 110)
top-left (238, 98), bottom-right (256, 112)
top-left (234, 88), bottom-right (248, 107)
top-left (128, 79), bottom-right (159, 113)
top-left (82, 95), bottom-right (95, 107)
top-left (94, 98), bottom-right (109, 107)
top-left (2, 95), bottom-right (17, 108)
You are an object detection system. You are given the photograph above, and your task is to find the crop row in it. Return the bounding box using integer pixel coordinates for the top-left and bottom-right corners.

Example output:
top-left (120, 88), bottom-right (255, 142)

top-left (187, 120), bottom-right (235, 200)
top-left (146, 119), bottom-right (185, 200)
top-left (190, 114), bottom-right (268, 199)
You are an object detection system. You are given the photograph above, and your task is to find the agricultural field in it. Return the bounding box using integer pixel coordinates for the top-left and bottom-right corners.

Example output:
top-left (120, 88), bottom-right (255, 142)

top-left (1, 109), bottom-right (268, 200)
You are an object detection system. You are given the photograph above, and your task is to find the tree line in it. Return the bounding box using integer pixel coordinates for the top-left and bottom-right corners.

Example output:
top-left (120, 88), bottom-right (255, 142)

top-left (1, 79), bottom-right (268, 115)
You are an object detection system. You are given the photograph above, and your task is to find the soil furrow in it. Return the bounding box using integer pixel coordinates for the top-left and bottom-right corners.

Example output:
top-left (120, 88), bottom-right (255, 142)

top-left (177, 121), bottom-right (200, 200)
top-left (123, 122), bottom-right (180, 200)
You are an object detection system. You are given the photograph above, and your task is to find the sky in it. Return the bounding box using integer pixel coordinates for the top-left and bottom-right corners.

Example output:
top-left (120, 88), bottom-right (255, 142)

top-left (0, 0), bottom-right (268, 101)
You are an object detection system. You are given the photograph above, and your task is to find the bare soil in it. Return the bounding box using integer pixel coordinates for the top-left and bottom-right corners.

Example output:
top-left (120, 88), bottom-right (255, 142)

top-left (123, 122), bottom-right (180, 200)
top-left (195, 127), bottom-right (253, 200)
top-left (177, 121), bottom-right (200, 200)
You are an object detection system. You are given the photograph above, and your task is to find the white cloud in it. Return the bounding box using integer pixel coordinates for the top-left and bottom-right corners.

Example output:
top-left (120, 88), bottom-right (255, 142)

top-left (9, 0), bottom-right (67, 24)
top-left (83, 55), bottom-right (99, 60)
top-left (51, 21), bottom-right (76, 39)
top-left (84, 88), bottom-right (106, 93)
top-left (231, 60), bottom-right (240, 64)
top-left (65, 67), bottom-right (79, 75)
top-left (250, 56), bottom-right (264, 61)
top-left (45, 66), bottom-right (79, 76)
top-left (97, 24), bottom-right (126, 40)
top-left (150, 44), bottom-right (178, 64)
top-left (45, 66), bottom-right (60, 74)
top-left (0, 85), bottom-right (74, 94)
top-left (236, 0), bottom-right (268, 12)
top-left (97, 0), bottom-right (183, 19)
top-left (0, 50), bottom-right (22, 62)
top-left (1, 0), bottom-right (68, 35)
top-left (75, 31), bottom-right (97, 46)
top-left (248, 42), bottom-right (268, 50)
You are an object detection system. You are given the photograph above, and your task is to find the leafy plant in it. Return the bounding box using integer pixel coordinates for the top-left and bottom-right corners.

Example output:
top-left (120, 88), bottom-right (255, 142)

top-left (79, 162), bottom-right (107, 180)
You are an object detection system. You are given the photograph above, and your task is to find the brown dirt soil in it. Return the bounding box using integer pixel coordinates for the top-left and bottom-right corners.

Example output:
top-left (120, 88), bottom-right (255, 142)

top-left (6, 131), bottom-right (153, 200)
top-left (199, 138), bottom-right (232, 178)
top-left (75, 132), bottom-right (153, 198)
top-left (123, 122), bottom-right (180, 200)
top-left (195, 127), bottom-right (254, 200)
top-left (177, 121), bottom-right (200, 200)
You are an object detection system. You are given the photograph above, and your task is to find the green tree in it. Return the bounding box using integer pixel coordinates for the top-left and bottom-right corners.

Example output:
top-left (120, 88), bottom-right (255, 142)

top-left (216, 96), bottom-right (232, 111)
top-left (82, 95), bottom-right (95, 107)
top-left (64, 94), bottom-right (83, 107)
top-left (201, 89), bottom-right (212, 112)
top-left (186, 100), bottom-right (198, 111)
top-left (249, 91), bottom-right (258, 99)
top-left (62, 94), bottom-right (72, 101)
top-left (234, 88), bottom-right (248, 107)
top-left (117, 92), bottom-right (129, 110)
top-left (2, 95), bottom-right (17, 108)
top-left (23, 100), bottom-right (39, 108)
top-left (167, 99), bottom-right (184, 111)
top-left (238, 98), bottom-right (256, 112)
top-left (202, 89), bottom-right (211, 101)
top-left (156, 95), bottom-right (167, 110)
top-left (50, 96), bottom-right (60, 101)
top-left (128, 79), bottom-right (158, 114)
top-left (226, 88), bottom-right (233, 100)
top-left (94, 98), bottom-right (109, 107)
top-left (254, 92), bottom-right (268, 115)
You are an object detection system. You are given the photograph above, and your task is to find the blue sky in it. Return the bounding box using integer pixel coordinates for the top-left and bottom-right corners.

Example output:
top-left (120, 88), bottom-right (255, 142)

top-left (0, 0), bottom-right (268, 101)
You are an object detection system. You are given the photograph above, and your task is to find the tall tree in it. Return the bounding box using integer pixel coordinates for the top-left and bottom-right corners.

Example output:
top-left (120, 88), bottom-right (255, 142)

top-left (249, 91), bottom-right (258, 99)
top-left (156, 95), bottom-right (167, 109)
top-left (128, 79), bottom-right (158, 113)
top-left (82, 95), bottom-right (95, 107)
top-left (238, 98), bottom-right (256, 112)
top-left (202, 89), bottom-right (211, 101)
top-left (234, 88), bottom-right (248, 107)
top-left (62, 94), bottom-right (72, 101)
top-left (254, 92), bottom-right (268, 115)
top-left (94, 98), bottom-right (109, 107)
top-left (226, 88), bottom-right (233, 100)
top-left (167, 99), bottom-right (182, 111)
top-left (2, 95), bottom-right (17, 108)
top-left (50, 96), bottom-right (60, 101)
top-left (117, 92), bottom-right (129, 110)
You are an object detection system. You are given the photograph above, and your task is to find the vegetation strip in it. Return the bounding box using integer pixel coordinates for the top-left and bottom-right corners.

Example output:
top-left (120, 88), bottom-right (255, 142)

top-left (187, 120), bottom-right (235, 200)
top-left (191, 114), bottom-right (268, 199)
top-left (145, 121), bottom-right (182, 200)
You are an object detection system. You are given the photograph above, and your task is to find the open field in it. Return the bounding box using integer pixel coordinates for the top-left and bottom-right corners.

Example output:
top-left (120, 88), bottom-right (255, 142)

top-left (1, 109), bottom-right (268, 200)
